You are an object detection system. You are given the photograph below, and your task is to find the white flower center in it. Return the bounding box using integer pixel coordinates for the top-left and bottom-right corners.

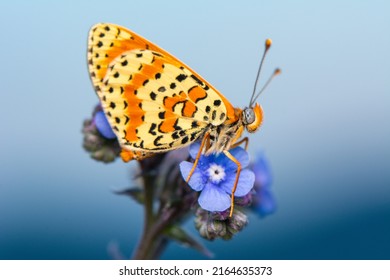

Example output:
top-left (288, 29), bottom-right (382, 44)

top-left (207, 163), bottom-right (226, 184)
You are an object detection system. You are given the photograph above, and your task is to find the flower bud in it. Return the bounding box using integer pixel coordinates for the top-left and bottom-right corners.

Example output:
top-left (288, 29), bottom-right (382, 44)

top-left (195, 207), bottom-right (248, 240)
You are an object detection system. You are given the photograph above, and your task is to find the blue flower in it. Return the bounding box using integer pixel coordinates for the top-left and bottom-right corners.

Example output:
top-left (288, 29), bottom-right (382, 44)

top-left (179, 142), bottom-right (255, 212)
top-left (251, 152), bottom-right (276, 217)
top-left (94, 109), bottom-right (116, 139)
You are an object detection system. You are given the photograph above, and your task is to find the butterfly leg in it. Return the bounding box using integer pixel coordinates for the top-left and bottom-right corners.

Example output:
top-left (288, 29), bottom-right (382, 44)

top-left (222, 150), bottom-right (242, 217)
top-left (186, 132), bottom-right (210, 183)
top-left (231, 137), bottom-right (249, 150)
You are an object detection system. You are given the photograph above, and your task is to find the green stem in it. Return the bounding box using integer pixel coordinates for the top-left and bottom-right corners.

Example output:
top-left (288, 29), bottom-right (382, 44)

top-left (132, 174), bottom-right (157, 259)
top-left (132, 187), bottom-right (180, 259)
top-left (131, 157), bottom-right (189, 259)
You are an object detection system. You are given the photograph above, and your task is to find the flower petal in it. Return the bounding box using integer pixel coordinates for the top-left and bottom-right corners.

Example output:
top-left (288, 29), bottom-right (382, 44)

top-left (256, 189), bottom-right (277, 217)
top-left (179, 161), bottom-right (205, 191)
top-left (198, 184), bottom-right (231, 212)
top-left (220, 169), bottom-right (255, 197)
top-left (253, 153), bottom-right (273, 188)
top-left (230, 146), bottom-right (250, 168)
top-left (215, 146), bottom-right (250, 173)
top-left (189, 142), bottom-right (202, 159)
top-left (94, 111), bottom-right (116, 139)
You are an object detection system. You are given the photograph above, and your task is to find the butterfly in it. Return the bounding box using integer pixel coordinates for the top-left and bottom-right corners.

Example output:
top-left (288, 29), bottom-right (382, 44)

top-left (87, 23), bottom-right (279, 216)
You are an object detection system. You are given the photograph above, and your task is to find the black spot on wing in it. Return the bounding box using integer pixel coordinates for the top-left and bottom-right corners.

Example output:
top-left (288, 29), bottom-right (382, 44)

top-left (191, 121), bottom-right (199, 128)
top-left (150, 91), bottom-right (157, 100)
top-left (153, 135), bottom-right (163, 146)
top-left (181, 136), bottom-right (189, 144)
top-left (172, 119), bottom-right (180, 131)
top-left (211, 110), bottom-right (217, 121)
top-left (179, 130), bottom-right (186, 136)
top-left (133, 140), bottom-right (145, 149)
top-left (190, 74), bottom-right (204, 86)
top-left (149, 123), bottom-right (157, 136)
top-left (176, 74), bottom-right (187, 82)
top-left (213, 100), bottom-right (221, 106)
top-left (172, 131), bottom-right (180, 139)
top-left (152, 51), bottom-right (163, 57)
top-left (190, 132), bottom-right (198, 141)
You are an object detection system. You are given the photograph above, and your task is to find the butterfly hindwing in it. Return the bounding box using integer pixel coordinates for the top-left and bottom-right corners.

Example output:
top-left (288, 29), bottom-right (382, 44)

top-left (88, 23), bottom-right (238, 155)
top-left (102, 49), bottom-right (229, 151)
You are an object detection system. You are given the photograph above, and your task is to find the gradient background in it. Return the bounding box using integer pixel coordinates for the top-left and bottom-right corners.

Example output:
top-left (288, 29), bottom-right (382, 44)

top-left (1, 0), bottom-right (389, 259)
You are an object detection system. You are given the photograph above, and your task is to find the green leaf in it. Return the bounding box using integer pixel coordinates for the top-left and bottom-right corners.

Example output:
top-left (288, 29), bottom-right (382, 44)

top-left (114, 188), bottom-right (144, 204)
top-left (165, 225), bottom-right (213, 258)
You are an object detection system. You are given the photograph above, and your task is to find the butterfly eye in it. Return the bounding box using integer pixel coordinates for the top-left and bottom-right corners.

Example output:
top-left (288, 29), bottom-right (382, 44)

top-left (244, 103), bottom-right (263, 133)
top-left (242, 108), bottom-right (255, 125)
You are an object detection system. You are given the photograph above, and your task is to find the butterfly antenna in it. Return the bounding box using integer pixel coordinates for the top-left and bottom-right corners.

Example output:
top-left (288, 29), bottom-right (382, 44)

top-left (249, 38), bottom-right (273, 106)
top-left (250, 68), bottom-right (281, 106)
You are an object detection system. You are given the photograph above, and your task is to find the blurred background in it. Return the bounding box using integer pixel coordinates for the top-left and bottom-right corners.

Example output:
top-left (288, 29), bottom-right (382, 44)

top-left (1, 0), bottom-right (389, 259)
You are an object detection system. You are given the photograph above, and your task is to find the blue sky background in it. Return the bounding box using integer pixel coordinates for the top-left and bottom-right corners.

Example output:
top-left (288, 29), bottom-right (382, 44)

top-left (0, 0), bottom-right (389, 259)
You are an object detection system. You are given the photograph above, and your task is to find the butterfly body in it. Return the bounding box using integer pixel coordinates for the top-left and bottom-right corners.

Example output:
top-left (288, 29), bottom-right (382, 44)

top-left (88, 23), bottom-right (263, 161)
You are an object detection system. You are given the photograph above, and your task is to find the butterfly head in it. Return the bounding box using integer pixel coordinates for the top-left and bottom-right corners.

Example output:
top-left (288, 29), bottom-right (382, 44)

top-left (242, 103), bottom-right (263, 133)
top-left (244, 38), bottom-right (280, 134)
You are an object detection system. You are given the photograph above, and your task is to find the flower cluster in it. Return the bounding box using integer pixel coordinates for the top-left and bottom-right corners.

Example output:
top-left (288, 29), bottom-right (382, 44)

top-left (82, 104), bottom-right (276, 258)
top-left (82, 105), bottom-right (120, 163)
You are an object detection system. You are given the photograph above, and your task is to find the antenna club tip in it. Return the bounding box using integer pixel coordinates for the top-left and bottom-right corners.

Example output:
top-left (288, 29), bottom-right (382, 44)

top-left (274, 68), bottom-right (281, 75)
top-left (265, 38), bottom-right (272, 49)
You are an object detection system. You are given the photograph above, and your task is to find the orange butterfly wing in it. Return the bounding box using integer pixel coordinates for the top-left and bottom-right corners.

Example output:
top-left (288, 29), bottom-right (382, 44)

top-left (88, 23), bottom-right (238, 157)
